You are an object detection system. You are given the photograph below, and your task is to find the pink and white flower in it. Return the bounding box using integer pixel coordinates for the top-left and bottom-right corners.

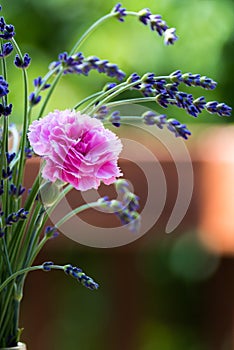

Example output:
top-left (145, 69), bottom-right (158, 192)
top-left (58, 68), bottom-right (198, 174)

top-left (28, 109), bottom-right (123, 191)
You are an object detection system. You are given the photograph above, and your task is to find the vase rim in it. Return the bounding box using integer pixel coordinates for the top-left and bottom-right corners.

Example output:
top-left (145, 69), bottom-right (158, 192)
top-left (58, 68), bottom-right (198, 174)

top-left (0, 343), bottom-right (26, 350)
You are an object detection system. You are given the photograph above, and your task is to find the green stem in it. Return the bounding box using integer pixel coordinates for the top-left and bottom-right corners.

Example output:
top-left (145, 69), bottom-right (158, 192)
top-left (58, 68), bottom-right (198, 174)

top-left (87, 80), bottom-right (142, 115)
top-left (37, 69), bottom-right (63, 119)
top-left (55, 201), bottom-right (101, 229)
top-left (2, 236), bottom-right (12, 276)
top-left (73, 91), bottom-right (103, 110)
top-left (0, 264), bottom-right (65, 293)
top-left (9, 175), bottom-right (40, 266)
top-left (106, 96), bottom-right (156, 108)
top-left (12, 39), bottom-right (29, 189)
top-left (69, 13), bottom-right (117, 55)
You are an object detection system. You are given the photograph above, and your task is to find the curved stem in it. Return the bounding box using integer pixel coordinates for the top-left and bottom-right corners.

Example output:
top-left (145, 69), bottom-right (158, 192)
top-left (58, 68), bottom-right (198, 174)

top-left (55, 201), bottom-right (101, 229)
top-left (70, 13), bottom-right (117, 55)
top-left (73, 91), bottom-right (103, 110)
top-left (87, 80), bottom-right (142, 115)
top-left (0, 265), bottom-right (64, 293)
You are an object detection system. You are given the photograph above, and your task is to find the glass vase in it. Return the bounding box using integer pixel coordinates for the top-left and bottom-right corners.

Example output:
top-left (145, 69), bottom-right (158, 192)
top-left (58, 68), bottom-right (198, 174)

top-left (0, 343), bottom-right (26, 350)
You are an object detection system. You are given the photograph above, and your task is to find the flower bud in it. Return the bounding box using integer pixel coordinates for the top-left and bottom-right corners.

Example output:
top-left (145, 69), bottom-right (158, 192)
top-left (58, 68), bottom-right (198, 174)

top-left (38, 180), bottom-right (61, 207)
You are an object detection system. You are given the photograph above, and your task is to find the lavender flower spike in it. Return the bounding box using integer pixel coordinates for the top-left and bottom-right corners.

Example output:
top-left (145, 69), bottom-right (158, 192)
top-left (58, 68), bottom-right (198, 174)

top-left (164, 28), bottom-right (178, 45)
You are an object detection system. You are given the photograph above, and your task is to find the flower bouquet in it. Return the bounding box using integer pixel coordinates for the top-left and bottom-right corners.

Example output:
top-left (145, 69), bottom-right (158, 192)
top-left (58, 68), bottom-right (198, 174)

top-left (0, 2), bottom-right (231, 348)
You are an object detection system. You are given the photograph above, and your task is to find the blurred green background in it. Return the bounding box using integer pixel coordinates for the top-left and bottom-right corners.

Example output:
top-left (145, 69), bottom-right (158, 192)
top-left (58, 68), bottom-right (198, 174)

top-left (1, 0), bottom-right (233, 124)
top-left (1, 0), bottom-right (234, 349)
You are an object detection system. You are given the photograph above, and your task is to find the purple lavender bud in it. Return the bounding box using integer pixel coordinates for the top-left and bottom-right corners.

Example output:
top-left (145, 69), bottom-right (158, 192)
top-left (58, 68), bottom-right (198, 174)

top-left (45, 226), bottom-right (59, 239)
top-left (0, 42), bottom-right (13, 58)
top-left (2, 166), bottom-right (12, 179)
top-left (127, 73), bottom-right (141, 89)
top-left (103, 82), bottom-right (117, 91)
top-left (164, 28), bottom-right (178, 45)
top-left (14, 53), bottom-right (31, 69)
top-left (155, 93), bottom-right (170, 108)
top-left (167, 119), bottom-right (191, 139)
top-left (169, 70), bottom-right (183, 83)
top-left (141, 73), bottom-right (155, 84)
top-left (0, 76), bottom-right (9, 97)
top-left (205, 101), bottom-right (232, 116)
top-left (24, 147), bottom-right (33, 159)
top-left (186, 104), bottom-right (199, 117)
top-left (109, 110), bottom-right (121, 127)
top-left (95, 59), bottom-right (108, 73)
top-left (143, 111), bottom-right (167, 129)
top-left (0, 229), bottom-right (4, 238)
top-left (200, 76), bottom-right (217, 90)
top-left (112, 3), bottom-right (127, 22)
top-left (64, 264), bottom-right (99, 290)
top-left (6, 152), bottom-right (15, 164)
top-left (42, 261), bottom-right (54, 271)
top-left (0, 180), bottom-right (4, 196)
top-left (0, 103), bottom-right (12, 117)
top-left (153, 79), bottom-right (167, 92)
top-left (175, 92), bottom-right (191, 108)
top-left (33, 76), bottom-right (50, 90)
top-left (165, 83), bottom-right (178, 98)
top-left (29, 92), bottom-right (41, 106)
top-left (193, 96), bottom-right (206, 112)
top-left (17, 208), bottom-right (29, 220)
top-left (154, 114), bottom-right (167, 129)
top-left (140, 83), bottom-right (154, 96)
top-left (123, 192), bottom-right (140, 211)
top-left (12, 184), bottom-right (25, 197)
top-left (142, 111), bottom-right (156, 125)
top-left (149, 14), bottom-right (168, 36)
top-left (0, 17), bottom-right (15, 40)
top-left (94, 105), bottom-right (109, 120)
top-left (0, 17), bottom-right (5, 31)
top-left (138, 8), bottom-right (151, 25)
top-left (105, 62), bottom-right (126, 81)
top-left (6, 212), bottom-right (18, 225)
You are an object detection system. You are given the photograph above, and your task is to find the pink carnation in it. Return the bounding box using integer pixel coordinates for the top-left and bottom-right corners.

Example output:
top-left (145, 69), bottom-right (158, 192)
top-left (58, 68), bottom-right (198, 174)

top-left (28, 109), bottom-right (123, 191)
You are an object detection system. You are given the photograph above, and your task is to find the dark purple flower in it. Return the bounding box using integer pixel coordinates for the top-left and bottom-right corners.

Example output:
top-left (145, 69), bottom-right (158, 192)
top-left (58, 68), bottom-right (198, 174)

top-left (142, 111), bottom-right (156, 125)
top-left (167, 119), bottom-right (191, 139)
top-left (155, 93), bottom-right (170, 108)
top-left (0, 17), bottom-right (15, 40)
top-left (0, 42), bottom-right (13, 58)
top-left (205, 101), bottom-right (232, 116)
top-left (14, 53), bottom-right (31, 69)
top-left (153, 79), bottom-right (167, 93)
top-left (103, 82), bottom-right (117, 91)
top-left (109, 111), bottom-right (121, 127)
top-left (33, 76), bottom-right (50, 90)
top-left (112, 3), bottom-right (127, 22)
top-left (149, 14), bottom-right (168, 36)
top-left (29, 92), bottom-right (41, 106)
top-left (9, 183), bottom-right (25, 197)
top-left (64, 264), bottom-right (99, 290)
top-left (182, 73), bottom-right (217, 90)
top-left (45, 226), bottom-right (59, 239)
top-left (42, 261), bottom-right (54, 271)
top-left (138, 8), bottom-right (151, 25)
top-left (0, 103), bottom-right (12, 117)
top-left (169, 70), bottom-right (183, 83)
top-left (193, 96), bottom-right (206, 112)
top-left (0, 76), bottom-right (9, 97)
